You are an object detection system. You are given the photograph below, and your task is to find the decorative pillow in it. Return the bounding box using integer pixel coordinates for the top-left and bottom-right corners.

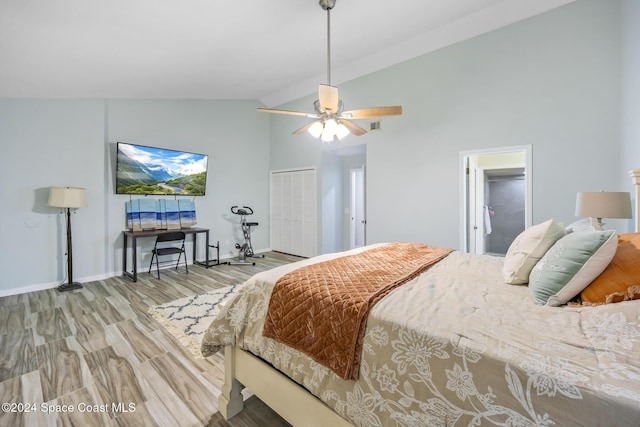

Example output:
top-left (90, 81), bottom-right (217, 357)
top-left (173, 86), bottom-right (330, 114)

top-left (503, 219), bottom-right (566, 285)
top-left (565, 218), bottom-right (594, 233)
top-left (529, 229), bottom-right (617, 306)
top-left (580, 233), bottom-right (640, 305)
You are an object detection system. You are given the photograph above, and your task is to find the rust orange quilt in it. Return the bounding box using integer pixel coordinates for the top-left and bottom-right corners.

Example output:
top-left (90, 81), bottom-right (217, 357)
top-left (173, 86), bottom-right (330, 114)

top-left (262, 242), bottom-right (452, 380)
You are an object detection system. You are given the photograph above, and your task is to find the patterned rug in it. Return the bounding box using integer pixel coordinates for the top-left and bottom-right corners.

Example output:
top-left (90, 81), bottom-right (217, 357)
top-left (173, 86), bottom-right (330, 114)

top-left (148, 284), bottom-right (243, 358)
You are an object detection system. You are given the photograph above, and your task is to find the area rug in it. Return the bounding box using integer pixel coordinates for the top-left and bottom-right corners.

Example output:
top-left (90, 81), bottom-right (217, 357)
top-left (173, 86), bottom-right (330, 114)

top-left (149, 284), bottom-right (243, 358)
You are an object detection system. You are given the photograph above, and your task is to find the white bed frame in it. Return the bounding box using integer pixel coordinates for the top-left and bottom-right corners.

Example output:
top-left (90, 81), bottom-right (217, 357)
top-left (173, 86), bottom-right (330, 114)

top-left (219, 346), bottom-right (353, 426)
top-left (218, 170), bottom-right (640, 426)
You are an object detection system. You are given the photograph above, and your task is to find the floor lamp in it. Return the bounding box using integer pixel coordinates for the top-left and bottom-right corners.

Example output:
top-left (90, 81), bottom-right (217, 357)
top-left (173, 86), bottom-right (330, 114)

top-left (48, 186), bottom-right (87, 292)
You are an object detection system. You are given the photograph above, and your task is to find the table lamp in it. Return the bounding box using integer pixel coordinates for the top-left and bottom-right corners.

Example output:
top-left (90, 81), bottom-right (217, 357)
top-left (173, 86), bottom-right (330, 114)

top-left (575, 191), bottom-right (632, 230)
top-left (48, 186), bottom-right (87, 291)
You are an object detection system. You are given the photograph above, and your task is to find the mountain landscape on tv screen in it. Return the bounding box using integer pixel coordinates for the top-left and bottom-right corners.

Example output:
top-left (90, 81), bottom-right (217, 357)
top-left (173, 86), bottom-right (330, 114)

top-left (116, 144), bottom-right (207, 195)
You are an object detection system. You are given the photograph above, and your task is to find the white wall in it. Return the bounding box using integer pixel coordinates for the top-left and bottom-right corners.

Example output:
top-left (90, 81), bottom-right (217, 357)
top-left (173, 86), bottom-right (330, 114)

top-left (0, 99), bottom-right (107, 293)
top-left (620, 0), bottom-right (640, 230)
top-left (321, 152), bottom-right (343, 254)
top-left (269, 0), bottom-right (630, 251)
top-left (0, 98), bottom-right (270, 295)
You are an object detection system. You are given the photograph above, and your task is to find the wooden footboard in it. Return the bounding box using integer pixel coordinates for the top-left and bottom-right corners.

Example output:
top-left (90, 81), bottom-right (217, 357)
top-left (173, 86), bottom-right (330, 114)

top-left (219, 346), bottom-right (353, 426)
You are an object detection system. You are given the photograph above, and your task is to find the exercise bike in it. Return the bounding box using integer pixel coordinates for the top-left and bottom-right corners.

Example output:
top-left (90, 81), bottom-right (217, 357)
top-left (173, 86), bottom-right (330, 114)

top-left (229, 205), bottom-right (263, 265)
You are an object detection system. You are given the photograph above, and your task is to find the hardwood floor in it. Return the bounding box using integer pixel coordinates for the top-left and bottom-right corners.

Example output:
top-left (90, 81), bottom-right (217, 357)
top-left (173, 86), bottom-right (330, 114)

top-left (0, 253), bottom-right (300, 427)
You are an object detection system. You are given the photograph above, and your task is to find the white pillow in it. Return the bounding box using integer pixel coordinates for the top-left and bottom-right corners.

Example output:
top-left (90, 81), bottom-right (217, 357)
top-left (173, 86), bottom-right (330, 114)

top-left (529, 229), bottom-right (617, 306)
top-left (565, 218), bottom-right (594, 233)
top-left (502, 219), bottom-right (566, 285)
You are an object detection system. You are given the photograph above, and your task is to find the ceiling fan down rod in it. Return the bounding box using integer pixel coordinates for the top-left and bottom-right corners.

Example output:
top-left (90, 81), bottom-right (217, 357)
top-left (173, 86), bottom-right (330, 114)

top-left (327, 7), bottom-right (331, 85)
top-left (319, 0), bottom-right (336, 86)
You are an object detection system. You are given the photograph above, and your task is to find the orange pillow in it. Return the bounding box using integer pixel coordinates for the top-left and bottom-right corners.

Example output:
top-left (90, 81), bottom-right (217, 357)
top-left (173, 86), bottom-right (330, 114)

top-left (580, 233), bottom-right (640, 305)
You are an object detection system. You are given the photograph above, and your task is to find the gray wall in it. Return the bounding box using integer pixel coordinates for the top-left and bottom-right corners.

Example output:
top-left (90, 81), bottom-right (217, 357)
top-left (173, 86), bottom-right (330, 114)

top-left (621, 0), bottom-right (640, 226)
top-left (1, 0), bottom-right (638, 295)
top-left (269, 0), bottom-right (634, 251)
top-left (0, 99), bottom-right (270, 294)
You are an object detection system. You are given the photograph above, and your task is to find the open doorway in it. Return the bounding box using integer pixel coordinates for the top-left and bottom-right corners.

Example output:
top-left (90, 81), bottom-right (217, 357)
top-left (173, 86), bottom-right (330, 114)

top-left (320, 145), bottom-right (366, 253)
top-left (461, 146), bottom-right (532, 255)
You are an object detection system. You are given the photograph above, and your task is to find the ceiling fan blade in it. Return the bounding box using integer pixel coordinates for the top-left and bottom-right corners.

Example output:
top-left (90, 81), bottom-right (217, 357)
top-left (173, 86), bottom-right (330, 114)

top-left (257, 108), bottom-right (319, 118)
top-left (341, 106), bottom-right (403, 119)
top-left (340, 119), bottom-right (368, 136)
top-left (318, 84), bottom-right (339, 113)
top-left (292, 121), bottom-right (318, 135)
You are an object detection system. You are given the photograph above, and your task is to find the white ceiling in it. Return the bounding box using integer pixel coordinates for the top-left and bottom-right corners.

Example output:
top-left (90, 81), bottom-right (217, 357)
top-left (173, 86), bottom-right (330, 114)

top-left (0, 0), bottom-right (575, 107)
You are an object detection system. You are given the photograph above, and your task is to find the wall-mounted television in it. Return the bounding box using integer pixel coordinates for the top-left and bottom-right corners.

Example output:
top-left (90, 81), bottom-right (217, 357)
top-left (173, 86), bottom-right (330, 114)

top-left (116, 142), bottom-right (208, 196)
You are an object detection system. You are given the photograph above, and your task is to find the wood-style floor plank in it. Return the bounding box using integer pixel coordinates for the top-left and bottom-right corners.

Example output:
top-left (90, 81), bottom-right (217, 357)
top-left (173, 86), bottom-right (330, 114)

top-left (65, 293), bottom-right (110, 353)
top-left (34, 307), bottom-right (72, 345)
top-left (0, 375), bottom-right (23, 427)
top-left (0, 329), bottom-right (37, 382)
top-left (0, 304), bottom-right (29, 335)
top-left (56, 387), bottom-right (112, 427)
top-left (148, 352), bottom-right (218, 423)
top-left (91, 297), bottom-right (126, 325)
top-left (0, 252), bottom-right (303, 427)
top-left (83, 346), bottom-right (146, 408)
top-left (115, 319), bottom-right (164, 363)
top-left (36, 338), bottom-right (84, 401)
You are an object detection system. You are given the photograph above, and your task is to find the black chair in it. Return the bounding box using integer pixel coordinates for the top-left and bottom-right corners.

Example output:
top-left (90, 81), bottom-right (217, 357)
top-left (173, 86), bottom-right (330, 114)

top-left (148, 231), bottom-right (188, 279)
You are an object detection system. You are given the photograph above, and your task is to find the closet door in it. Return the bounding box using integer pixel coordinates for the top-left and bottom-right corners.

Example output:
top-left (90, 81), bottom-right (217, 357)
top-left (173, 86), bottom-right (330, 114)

top-left (269, 172), bottom-right (283, 253)
top-left (270, 168), bottom-right (317, 257)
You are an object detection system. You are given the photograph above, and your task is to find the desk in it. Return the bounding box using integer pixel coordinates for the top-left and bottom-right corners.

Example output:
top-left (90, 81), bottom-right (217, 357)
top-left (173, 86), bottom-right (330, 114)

top-left (123, 227), bottom-right (218, 282)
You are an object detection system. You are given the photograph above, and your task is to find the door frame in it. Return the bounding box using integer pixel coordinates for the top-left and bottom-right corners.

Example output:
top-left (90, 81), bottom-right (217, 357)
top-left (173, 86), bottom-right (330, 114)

top-left (349, 166), bottom-right (366, 248)
top-left (460, 145), bottom-right (532, 253)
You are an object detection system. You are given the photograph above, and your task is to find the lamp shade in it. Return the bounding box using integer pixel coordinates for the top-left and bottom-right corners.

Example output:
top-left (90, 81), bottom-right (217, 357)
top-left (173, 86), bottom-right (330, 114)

top-left (48, 186), bottom-right (87, 208)
top-left (575, 191), bottom-right (632, 219)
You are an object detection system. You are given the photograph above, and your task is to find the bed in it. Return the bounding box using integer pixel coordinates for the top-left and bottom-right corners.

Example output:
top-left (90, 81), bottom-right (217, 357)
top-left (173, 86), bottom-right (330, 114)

top-left (201, 170), bottom-right (640, 427)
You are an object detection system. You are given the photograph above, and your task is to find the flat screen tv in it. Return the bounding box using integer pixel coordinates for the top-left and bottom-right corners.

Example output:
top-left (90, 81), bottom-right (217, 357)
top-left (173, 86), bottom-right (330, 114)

top-left (116, 142), bottom-right (208, 196)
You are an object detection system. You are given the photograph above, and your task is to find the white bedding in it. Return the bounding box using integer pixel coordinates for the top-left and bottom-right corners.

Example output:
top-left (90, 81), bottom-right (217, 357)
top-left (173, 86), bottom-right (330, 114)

top-left (202, 245), bottom-right (640, 426)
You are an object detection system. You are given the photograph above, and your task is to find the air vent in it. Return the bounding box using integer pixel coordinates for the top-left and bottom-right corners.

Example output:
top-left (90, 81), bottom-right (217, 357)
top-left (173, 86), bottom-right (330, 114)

top-left (369, 121), bottom-right (382, 132)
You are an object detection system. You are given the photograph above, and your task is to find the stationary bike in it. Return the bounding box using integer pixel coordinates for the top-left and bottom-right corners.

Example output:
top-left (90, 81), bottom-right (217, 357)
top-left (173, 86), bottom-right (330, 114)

top-left (229, 205), bottom-right (263, 265)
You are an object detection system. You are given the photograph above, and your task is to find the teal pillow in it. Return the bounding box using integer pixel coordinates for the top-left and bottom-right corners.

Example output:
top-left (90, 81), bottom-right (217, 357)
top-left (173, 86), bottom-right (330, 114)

top-left (529, 229), bottom-right (617, 306)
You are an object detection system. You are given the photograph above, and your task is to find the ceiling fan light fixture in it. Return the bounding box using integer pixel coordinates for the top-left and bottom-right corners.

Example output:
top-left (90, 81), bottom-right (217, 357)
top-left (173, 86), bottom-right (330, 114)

top-left (324, 118), bottom-right (338, 134)
top-left (321, 130), bottom-right (334, 143)
top-left (320, 118), bottom-right (338, 142)
top-left (336, 122), bottom-right (350, 140)
top-left (257, 0), bottom-right (402, 141)
top-left (308, 121), bottom-right (324, 138)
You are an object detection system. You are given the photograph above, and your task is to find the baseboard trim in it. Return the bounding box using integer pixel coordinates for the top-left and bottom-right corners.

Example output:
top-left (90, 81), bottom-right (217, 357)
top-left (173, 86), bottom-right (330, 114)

top-left (0, 248), bottom-right (275, 297)
top-left (0, 272), bottom-right (116, 297)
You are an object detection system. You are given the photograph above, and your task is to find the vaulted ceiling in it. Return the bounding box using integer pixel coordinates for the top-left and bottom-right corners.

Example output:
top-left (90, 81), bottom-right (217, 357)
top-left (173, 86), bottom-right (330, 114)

top-left (0, 0), bottom-right (575, 106)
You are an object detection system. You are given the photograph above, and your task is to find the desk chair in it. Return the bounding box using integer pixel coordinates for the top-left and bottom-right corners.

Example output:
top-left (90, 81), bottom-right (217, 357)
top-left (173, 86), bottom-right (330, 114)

top-left (148, 231), bottom-right (188, 279)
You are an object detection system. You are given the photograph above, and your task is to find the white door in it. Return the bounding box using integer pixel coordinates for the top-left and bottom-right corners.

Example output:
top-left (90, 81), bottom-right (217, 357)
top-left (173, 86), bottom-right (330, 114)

top-left (350, 167), bottom-right (366, 248)
top-left (270, 168), bottom-right (317, 257)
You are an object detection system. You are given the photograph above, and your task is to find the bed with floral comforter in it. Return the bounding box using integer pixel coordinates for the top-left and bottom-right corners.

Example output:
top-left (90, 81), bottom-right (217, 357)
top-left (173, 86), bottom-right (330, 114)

top-left (201, 244), bottom-right (640, 426)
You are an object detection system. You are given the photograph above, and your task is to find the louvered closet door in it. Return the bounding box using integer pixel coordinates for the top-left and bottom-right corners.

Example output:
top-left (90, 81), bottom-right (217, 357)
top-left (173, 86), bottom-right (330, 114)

top-left (270, 168), bottom-right (317, 257)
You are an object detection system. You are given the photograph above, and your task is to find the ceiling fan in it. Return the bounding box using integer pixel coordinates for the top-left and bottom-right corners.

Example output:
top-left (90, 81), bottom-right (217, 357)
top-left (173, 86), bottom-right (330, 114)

top-left (257, 0), bottom-right (403, 143)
